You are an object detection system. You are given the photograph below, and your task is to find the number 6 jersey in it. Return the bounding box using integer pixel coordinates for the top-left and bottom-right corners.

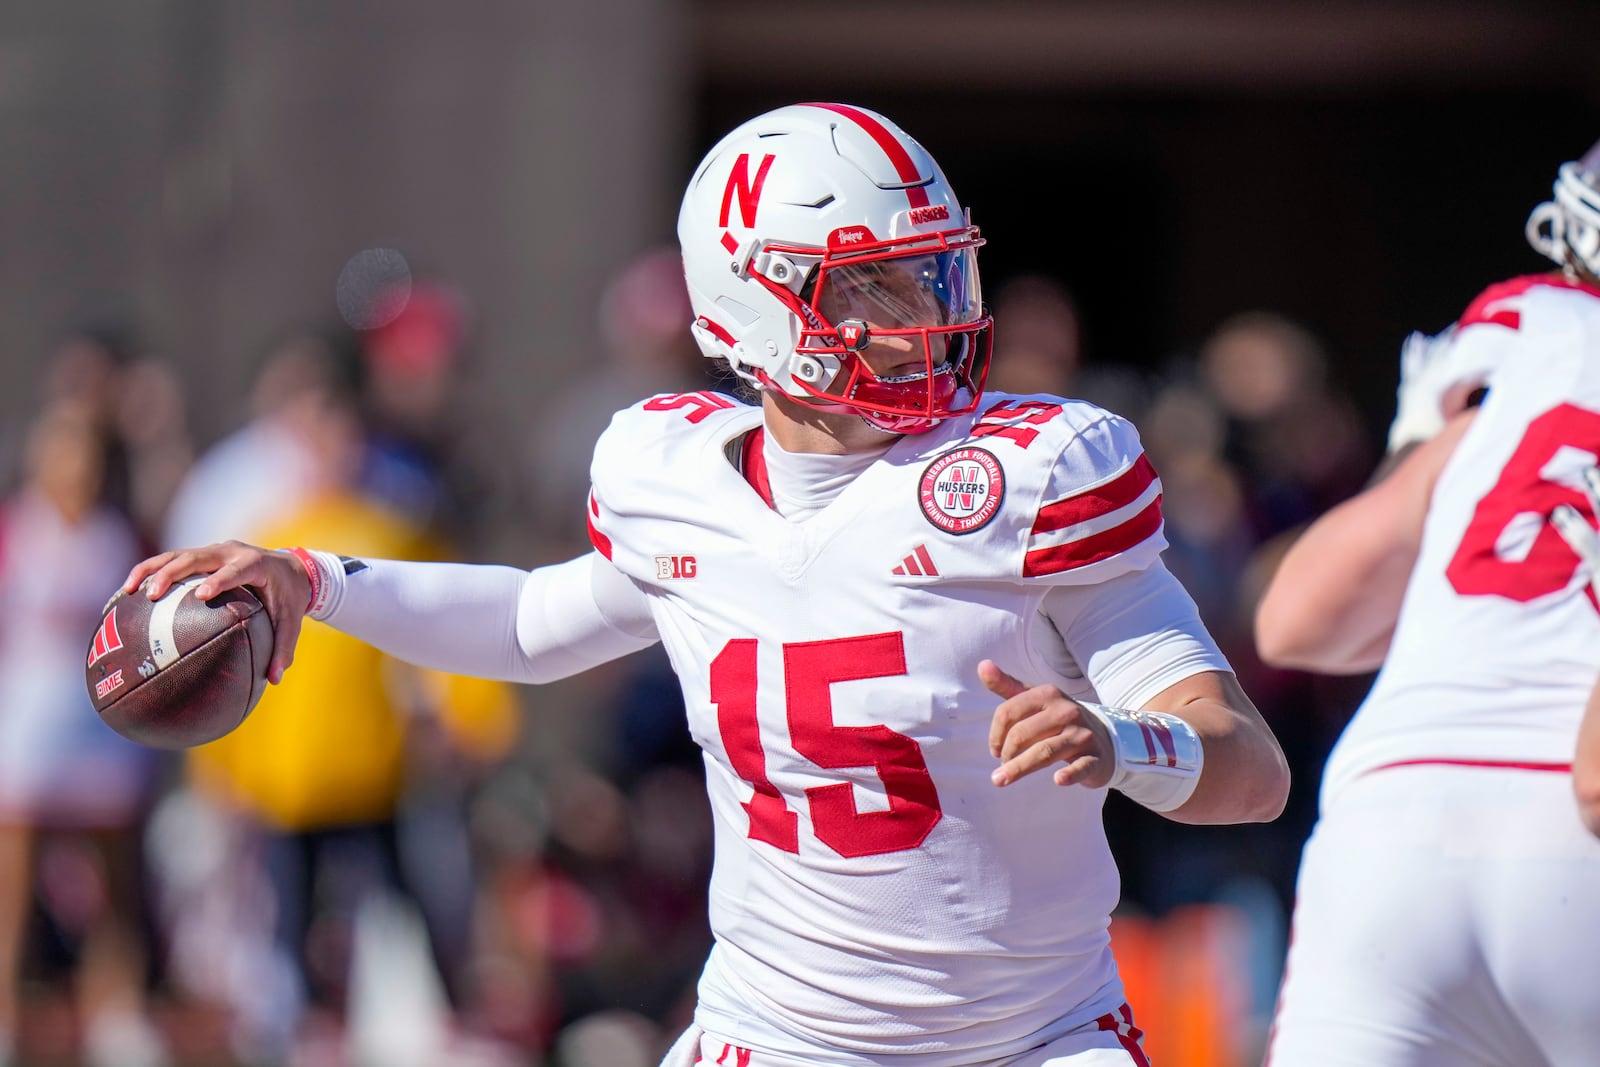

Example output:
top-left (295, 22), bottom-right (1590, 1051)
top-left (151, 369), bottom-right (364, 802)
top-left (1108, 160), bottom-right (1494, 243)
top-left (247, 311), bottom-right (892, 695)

top-left (1323, 275), bottom-right (1600, 808)
top-left (585, 389), bottom-right (1229, 1065)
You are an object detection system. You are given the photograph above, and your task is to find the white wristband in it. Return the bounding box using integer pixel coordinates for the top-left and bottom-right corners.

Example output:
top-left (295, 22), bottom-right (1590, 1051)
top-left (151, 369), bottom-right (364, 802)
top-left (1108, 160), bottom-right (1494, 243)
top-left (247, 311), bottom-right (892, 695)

top-left (1077, 700), bottom-right (1203, 813)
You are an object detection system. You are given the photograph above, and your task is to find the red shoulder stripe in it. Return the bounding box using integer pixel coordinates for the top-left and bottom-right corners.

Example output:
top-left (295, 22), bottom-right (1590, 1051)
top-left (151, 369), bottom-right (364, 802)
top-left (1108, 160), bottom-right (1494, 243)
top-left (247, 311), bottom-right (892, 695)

top-left (586, 491), bottom-right (613, 561)
top-left (1457, 274), bottom-right (1600, 331)
top-left (1031, 454), bottom-right (1158, 536)
top-left (1023, 496), bottom-right (1163, 578)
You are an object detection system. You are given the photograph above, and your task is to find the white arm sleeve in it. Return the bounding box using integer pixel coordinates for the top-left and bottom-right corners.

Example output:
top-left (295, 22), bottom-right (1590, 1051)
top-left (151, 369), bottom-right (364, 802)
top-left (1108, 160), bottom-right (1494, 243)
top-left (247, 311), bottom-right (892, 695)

top-left (318, 551), bottom-right (659, 684)
top-left (1039, 559), bottom-right (1231, 710)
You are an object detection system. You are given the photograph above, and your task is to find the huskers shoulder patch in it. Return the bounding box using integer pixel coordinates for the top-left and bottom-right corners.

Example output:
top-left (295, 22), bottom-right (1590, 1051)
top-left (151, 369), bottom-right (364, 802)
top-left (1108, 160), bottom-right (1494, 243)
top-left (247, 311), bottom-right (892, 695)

top-left (919, 447), bottom-right (1004, 534)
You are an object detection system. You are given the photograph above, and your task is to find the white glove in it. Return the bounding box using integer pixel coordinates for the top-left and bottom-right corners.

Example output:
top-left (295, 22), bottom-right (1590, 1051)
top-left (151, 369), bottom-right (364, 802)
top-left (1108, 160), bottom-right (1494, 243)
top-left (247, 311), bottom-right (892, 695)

top-left (1386, 325), bottom-right (1496, 453)
top-left (1552, 465), bottom-right (1600, 597)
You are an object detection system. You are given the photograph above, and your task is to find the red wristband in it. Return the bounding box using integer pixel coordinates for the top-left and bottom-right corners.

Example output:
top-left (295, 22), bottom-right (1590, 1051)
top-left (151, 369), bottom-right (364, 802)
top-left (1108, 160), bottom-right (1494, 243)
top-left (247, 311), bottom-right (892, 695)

top-left (286, 547), bottom-right (323, 615)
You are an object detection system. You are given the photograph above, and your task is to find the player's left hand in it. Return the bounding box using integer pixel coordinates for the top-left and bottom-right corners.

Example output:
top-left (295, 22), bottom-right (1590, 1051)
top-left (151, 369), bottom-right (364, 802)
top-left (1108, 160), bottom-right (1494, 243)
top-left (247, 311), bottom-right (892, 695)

top-left (1387, 326), bottom-right (1494, 453)
top-left (1552, 464), bottom-right (1600, 595)
top-left (980, 660), bottom-right (1115, 789)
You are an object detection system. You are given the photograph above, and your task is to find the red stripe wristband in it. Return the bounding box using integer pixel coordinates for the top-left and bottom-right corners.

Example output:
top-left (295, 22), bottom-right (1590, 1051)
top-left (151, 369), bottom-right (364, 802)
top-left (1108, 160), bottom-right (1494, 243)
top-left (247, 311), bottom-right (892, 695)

top-left (285, 547), bottom-right (326, 616)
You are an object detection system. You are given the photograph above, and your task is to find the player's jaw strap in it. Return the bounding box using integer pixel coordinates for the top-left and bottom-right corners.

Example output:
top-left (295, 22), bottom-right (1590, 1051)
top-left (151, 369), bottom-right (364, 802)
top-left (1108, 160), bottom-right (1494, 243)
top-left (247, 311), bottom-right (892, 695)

top-left (1076, 701), bottom-right (1203, 813)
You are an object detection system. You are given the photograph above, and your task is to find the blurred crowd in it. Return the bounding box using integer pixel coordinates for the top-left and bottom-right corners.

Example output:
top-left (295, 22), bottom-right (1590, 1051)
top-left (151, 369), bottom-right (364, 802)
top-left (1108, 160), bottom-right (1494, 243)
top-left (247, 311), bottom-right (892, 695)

top-left (0, 249), bottom-right (1387, 1067)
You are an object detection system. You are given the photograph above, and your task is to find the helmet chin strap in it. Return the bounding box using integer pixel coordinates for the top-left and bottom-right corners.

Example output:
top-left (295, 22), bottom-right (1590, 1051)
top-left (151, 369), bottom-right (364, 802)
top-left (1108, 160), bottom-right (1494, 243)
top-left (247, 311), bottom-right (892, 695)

top-left (780, 389), bottom-right (936, 434)
top-left (753, 365), bottom-right (952, 436)
top-left (859, 411), bottom-right (938, 434)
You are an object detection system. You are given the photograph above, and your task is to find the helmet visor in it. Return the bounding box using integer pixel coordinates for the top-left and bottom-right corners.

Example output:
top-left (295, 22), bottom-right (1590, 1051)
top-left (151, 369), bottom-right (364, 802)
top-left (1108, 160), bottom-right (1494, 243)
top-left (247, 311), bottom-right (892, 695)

top-left (791, 243), bottom-right (991, 429)
top-left (815, 247), bottom-right (982, 340)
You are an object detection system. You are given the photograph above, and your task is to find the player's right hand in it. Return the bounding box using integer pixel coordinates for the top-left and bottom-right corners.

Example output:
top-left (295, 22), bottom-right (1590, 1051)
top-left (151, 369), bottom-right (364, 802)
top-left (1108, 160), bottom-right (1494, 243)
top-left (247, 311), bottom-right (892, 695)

top-left (1552, 465), bottom-right (1600, 597)
top-left (123, 541), bottom-right (311, 685)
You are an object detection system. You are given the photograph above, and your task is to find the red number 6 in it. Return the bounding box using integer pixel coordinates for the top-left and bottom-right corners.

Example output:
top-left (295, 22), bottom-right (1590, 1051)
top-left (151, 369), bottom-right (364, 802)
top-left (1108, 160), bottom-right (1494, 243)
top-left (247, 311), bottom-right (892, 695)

top-left (1446, 403), bottom-right (1600, 602)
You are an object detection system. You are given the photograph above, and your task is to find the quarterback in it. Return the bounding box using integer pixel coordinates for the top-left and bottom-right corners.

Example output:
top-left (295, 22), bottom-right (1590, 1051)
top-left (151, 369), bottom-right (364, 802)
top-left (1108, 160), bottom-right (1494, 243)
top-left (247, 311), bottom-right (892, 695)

top-left (128, 104), bottom-right (1288, 1067)
top-left (1256, 140), bottom-right (1600, 1065)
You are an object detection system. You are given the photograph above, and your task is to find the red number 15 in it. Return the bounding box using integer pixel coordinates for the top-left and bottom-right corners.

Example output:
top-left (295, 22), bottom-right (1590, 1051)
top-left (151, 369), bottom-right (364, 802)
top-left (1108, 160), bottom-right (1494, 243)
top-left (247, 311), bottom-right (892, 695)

top-left (710, 632), bottom-right (942, 858)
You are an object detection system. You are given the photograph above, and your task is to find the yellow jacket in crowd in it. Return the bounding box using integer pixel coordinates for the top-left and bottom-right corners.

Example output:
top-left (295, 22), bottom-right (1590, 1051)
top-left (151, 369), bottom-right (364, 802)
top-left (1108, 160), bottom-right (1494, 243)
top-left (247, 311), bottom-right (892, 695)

top-left (188, 492), bottom-right (518, 831)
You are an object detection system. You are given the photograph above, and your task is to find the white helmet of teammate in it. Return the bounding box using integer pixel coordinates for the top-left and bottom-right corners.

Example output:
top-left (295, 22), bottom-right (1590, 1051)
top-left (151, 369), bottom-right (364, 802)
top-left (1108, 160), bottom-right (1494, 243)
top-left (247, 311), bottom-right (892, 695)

top-left (678, 103), bottom-right (992, 434)
top-left (1527, 138), bottom-right (1600, 282)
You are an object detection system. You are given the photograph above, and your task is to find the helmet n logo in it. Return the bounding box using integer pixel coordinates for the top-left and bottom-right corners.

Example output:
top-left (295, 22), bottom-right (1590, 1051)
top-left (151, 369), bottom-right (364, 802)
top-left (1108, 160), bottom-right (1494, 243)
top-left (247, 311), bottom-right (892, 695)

top-left (837, 319), bottom-right (869, 350)
top-left (719, 153), bottom-right (776, 230)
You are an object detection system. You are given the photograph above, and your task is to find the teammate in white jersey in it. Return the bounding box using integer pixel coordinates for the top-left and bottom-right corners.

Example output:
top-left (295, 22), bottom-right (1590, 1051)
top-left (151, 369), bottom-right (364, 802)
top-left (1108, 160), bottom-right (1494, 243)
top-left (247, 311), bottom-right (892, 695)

top-left (1579, 673), bottom-right (1600, 835)
top-left (1255, 141), bottom-right (1600, 1065)
top-left (1554, 471), bottom-right (1600, 838)
top-left (126, 104), bottom-right (1288, 1067)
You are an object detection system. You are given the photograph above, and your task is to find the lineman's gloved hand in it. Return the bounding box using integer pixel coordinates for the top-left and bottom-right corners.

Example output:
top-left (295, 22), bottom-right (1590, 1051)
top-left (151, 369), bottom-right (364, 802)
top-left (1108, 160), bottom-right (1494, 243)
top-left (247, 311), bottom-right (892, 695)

top-left (1553, 465), bottom-right (1600, 596)
top-left (1386, 326), bottom-right (1495, 453)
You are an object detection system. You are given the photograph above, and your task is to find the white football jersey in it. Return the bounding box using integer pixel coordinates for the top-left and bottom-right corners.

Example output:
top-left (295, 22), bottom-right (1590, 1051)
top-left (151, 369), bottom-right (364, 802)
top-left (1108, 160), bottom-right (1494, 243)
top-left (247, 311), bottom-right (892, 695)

top-left (1323, 275), bottom-right (1600, 807)
top-left (586, 389), bottom-right (1226, 1065)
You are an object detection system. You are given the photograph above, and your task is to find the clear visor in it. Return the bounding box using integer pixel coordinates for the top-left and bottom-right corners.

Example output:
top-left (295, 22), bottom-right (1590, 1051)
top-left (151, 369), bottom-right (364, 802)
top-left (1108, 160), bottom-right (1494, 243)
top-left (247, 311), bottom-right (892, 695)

top-left (777, 238), bottom-right (991, 432)
top-left (814, 247), bottom-right (982, 336)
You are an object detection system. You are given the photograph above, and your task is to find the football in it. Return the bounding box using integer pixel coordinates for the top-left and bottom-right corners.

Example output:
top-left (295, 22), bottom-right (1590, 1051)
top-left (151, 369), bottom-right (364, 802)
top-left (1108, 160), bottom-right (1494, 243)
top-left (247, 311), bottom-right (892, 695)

top-left (85, 576), bottom-right (275, 749)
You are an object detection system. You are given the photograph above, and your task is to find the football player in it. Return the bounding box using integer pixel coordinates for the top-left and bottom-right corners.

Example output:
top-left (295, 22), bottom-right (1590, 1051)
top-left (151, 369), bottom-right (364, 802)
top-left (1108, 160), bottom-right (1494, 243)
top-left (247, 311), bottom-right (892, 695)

top-left (1255, 140), bottom-right (1600, 1065)
top-left (128, 104), bottom-right (1288, 1067)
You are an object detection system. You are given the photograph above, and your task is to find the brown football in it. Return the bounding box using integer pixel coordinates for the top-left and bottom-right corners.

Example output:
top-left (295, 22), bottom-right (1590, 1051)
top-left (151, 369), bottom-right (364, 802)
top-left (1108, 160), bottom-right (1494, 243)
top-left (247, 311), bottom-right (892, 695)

top-left (85, 576), bottom-right (274, 749)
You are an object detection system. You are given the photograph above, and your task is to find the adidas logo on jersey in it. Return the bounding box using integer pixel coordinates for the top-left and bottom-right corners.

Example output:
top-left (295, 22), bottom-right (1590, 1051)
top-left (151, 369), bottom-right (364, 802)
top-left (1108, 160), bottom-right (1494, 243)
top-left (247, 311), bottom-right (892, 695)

top-left (892, 545), bottom-right (940, 577)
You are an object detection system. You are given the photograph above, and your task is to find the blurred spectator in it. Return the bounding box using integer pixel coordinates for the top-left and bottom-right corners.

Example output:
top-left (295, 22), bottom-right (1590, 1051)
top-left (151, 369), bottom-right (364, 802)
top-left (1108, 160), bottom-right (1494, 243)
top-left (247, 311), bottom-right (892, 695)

top-left (356, 281), bottom-right (469, 533)
top-left (1198, 311), bottom-right (1374, 539)
top-left (466, 760), bottom-right (712, 1059)
top-left (163, 329), bottom-right (357, 550)
top-left (986, 274), bottom-right (1083, 396)
top-left (22, 326), bottom-right (197, 549)
top-left (171, 379), bottom-right (518, 1064)
top-left (0, 401), bottom-right (168, 1067)
top-left (526, 247), bottom-right (729, 558)
top-left (353, 278), bottom-right (525, 561)
top-left (986, 273), bottom-right (1152, 421)
top-left (47, 330), bottom-right (129, 477)
top-left (112, 358), bottom-right (196, 546)
top-left (551, 1008), bottom-right (660, 1067)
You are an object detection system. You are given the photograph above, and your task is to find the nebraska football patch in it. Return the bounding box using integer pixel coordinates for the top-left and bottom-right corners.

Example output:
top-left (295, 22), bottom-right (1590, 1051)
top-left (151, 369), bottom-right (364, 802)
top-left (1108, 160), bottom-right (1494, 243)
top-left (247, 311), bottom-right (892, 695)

top-left (919, 447), bottom-right (1004, 534)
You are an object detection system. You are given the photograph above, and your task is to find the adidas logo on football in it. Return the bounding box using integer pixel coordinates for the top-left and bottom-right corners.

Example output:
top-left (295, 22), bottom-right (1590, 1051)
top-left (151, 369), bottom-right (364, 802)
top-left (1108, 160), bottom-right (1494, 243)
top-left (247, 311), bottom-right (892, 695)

top-left (892, 545), bottom-right (940, 577)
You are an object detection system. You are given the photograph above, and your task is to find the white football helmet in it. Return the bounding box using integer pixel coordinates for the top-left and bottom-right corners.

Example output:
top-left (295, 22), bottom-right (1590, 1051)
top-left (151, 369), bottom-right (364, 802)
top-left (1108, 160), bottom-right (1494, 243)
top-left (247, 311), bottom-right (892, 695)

top-left (1527, 138), bottom-right (1600, 281)
top-left (678, 103), bottom-right (992, 434)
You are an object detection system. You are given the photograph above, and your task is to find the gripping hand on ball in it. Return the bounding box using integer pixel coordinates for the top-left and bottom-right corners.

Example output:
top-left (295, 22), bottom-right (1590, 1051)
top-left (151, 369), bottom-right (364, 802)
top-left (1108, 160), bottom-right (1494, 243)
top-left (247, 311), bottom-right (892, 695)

top-left (124, 541), bottom-right (311, 684)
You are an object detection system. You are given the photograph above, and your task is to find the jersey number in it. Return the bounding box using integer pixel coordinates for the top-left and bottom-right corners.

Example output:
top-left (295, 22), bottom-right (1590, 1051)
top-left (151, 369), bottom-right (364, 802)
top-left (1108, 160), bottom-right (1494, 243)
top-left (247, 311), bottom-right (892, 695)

top-left (971, 400), bottom-right (1065, 449)
top-left (643, 391), bottom-right (735, 423)
top-left (1445, 403), bottom-right (1600, 601)
top-left (710, 632), bottom-right (942, 857)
